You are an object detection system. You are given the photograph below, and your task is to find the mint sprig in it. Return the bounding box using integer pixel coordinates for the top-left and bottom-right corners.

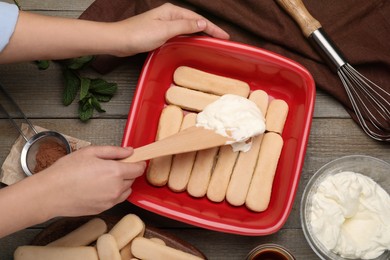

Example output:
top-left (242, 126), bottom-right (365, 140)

top-left (62, 58), bottom-right (118, 121)
top-left (37, 56), bottom-right (118, 122)
top-left (15, 1), bottom-right (116, 121)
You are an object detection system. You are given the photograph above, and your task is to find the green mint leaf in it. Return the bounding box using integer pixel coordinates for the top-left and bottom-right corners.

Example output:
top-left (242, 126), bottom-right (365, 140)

top-left (79, 77), bottom-right (91, 100)
top-left (35, 60), bottom-right (50, 70)
top-left (62, 69), bottom-right (80, 106)
top-left (93, 93), bottom-right (113, 102)
top-left (78, 99), bottom-right (94, 122)
top-left (91, 96), bottom-right (106, 113)
top-left (65, 56), bottom-right (94, 70)
top-left (90, 78), bottom-right (118, 95)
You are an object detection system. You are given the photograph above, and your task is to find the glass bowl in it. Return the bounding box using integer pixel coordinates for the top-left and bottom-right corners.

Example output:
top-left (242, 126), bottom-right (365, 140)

top-left (301, 155), bottom-right (390, 260)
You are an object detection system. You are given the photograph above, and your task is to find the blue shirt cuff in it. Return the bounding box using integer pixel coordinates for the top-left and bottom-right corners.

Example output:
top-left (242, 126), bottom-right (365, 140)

top-left (0, 2), bottom-right (19, 52)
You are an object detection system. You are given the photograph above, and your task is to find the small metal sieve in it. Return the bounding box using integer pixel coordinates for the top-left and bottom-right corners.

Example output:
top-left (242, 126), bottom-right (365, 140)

top-left (0, 83), bottom-right (71, 176)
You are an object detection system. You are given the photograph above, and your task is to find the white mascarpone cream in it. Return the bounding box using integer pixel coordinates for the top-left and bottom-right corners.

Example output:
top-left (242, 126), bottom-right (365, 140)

top-left (309, 171), bottom-right (390, 259)
top-left (196, 94), bottom-right (265, 152)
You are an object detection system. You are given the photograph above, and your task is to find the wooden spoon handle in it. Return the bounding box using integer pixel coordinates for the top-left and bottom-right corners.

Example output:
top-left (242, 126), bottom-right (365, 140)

top-left (276, 0), bottom-right (322, 37)
top-left (121, 126), bottom-right (231, 163)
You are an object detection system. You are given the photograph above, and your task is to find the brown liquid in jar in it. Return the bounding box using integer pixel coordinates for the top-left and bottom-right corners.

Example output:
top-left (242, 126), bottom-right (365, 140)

top-left (251, 249), bottom-right (289, 260)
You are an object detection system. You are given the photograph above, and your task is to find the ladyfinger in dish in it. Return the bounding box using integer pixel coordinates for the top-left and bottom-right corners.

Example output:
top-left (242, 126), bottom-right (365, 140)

top-left (245, 132), bottom-right (284, 212)
top-left (165, 85), bottom-right (219, 112)
top-left (206, 145), bottom-right (239, 202)
top-left (265, 99), bottom-right (289, 134)
top-left (173, 66), bottom-right (250, 97)
top-left (187, 146), bottom-right (219, 198)
top-left (168, 113), bottom-right (198, 192)
top-left (146, 105), bottom-right (183, 186)
top-left (225, 90), bottom-right (269, 206)
top-left (226, 134), bottom-right (264, 206)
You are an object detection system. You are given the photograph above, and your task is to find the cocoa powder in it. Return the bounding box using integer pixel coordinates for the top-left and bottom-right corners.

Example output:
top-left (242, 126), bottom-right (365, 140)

top-left (34, 141), bottom-right (68, 173)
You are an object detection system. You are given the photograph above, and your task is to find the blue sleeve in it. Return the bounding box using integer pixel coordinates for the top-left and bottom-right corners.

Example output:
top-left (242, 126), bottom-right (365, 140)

top-left (0, 2), bottom-right (19, 52)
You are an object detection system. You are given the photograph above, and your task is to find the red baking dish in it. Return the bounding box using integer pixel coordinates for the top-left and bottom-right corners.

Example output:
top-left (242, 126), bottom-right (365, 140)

top-left (122, 36), bottom-right (315, 236)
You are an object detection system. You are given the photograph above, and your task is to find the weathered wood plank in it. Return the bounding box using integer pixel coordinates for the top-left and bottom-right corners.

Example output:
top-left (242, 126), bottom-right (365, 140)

top-left (0, 62), bottom-right (142, 119)
top-left (3, 0), bottom-right (94, 11)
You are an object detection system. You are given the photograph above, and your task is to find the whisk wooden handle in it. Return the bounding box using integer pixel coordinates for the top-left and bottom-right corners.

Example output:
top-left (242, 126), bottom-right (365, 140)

top-left (276, 0), bottom-right (322, 37)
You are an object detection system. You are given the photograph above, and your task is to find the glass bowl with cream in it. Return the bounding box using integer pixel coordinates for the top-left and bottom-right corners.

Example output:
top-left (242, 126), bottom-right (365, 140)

top-left (301, 155), bottom-right (390, 260)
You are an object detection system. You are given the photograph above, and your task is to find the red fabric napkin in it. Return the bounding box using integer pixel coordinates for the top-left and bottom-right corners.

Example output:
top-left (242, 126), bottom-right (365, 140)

top-left (79, 0), bottom-right (390, 138)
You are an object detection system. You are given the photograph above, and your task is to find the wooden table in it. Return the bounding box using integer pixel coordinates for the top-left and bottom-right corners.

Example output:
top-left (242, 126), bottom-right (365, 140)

top-left (0, 1), bottom-right (389, 259)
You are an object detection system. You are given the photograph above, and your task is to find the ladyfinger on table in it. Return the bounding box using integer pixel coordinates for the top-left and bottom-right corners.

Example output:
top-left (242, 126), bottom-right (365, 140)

top-left (225, 90), bottom-right (269, 206)
top-left (14, 246), bottom-right (99, 260)
top-left (265, 99), bottom-right (289, 134)
top-left (131, 237), bottom-right (202, 260)
top-left (245, 132), bottom-right (283, 212)
top-left (108, 214), bottom-right (145, 250)
top-left (96, 234), bottom-right (121, 260)
top-left (165, 85), bottom-right (220, 112)
top-left (149, 237), bottom-right (166, 245)
top-left (119, 242), bottom-right (133, 260)
top-left (146, 105), bottom-right (183, 186)
top-left (168, 113), bottom-right (198, 192)
top-left (173, 66), bottom-right (250, 97)
top-left (187, 147), bottom-right (219, 198)
top-left (206, 145), bottom-right (239, 203)
top-left (47, 218), bottom-right (107, 247)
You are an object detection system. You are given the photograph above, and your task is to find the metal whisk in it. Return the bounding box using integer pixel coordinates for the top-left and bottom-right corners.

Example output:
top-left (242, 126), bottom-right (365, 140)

top-left (276, 0), bottom-right (390, 142)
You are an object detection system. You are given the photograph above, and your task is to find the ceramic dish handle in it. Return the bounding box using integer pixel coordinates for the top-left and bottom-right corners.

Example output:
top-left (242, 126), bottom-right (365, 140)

top-left (276, 0), bottom-right (322, 37)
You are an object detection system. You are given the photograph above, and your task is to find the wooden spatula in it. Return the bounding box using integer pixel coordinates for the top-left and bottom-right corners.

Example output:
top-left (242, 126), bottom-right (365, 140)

top-left (121, 126), bottom-right (233, 163)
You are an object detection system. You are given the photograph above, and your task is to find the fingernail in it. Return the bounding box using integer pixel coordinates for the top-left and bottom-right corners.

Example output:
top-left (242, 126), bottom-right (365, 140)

top-left (197, 19), bottom-right (207, 29)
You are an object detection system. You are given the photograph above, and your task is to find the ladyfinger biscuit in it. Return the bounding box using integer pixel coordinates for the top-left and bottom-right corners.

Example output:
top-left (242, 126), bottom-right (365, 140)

top-left (245, 132), bottom-right (283, 212)
top-left (14, 246), bottom-right (98, 260)
top-left (47, 218), bottom-right (107, 247)
top-left (119, 242), bottom-right (133, 260)
top-left (225, 134), bottom-right (264, 206)
top-left (174, 66), bottom-right (250, 97)
top-left (187, 147), bottom-right (219, 198)
top-left (165, 85), bottom-right (219, 112)
top-left (265, 99), bottom-right (289, 134)
top-left (225, 90), bottom-right (269, 206)
top-left (108, 214), bottom-right (145, 250)
top-left (168, 113), bottom-right (198, 192)
top-left (206, 145), bottom-right (239, 202)
top-left (150, 237), bottom-right (166, 245)
top-left (96, 234), bottom-right (121, 260)
top-left (247, 90), bottom-right (269, 116)
top-left (131, 237), bottom-right (202, 260)
top-left (146, 105), bottom-right (183, 186)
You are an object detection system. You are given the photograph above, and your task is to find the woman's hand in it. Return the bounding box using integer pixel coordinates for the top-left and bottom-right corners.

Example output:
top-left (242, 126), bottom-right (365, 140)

top-left (39, 145), bottom-right (146, 217)
top-left (0, 145), bottom-right (145, 238)
top-left (0, 3), bottom-right (229, 63)
top-left (110, 3), bottom-right (230, 57)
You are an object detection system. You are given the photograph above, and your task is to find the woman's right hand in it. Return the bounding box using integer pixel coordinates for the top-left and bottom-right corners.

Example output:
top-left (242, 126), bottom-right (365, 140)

top-left (38, 145), bottom-right (146, 218)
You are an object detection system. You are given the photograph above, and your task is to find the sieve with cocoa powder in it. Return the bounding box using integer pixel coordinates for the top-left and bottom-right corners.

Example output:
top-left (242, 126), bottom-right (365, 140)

top-left (0, 83), bottom-right (71, 176)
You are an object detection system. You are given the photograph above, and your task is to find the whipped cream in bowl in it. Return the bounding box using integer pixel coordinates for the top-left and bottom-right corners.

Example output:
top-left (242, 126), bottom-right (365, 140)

top-left (301, 155), bottom-right (390, 260)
